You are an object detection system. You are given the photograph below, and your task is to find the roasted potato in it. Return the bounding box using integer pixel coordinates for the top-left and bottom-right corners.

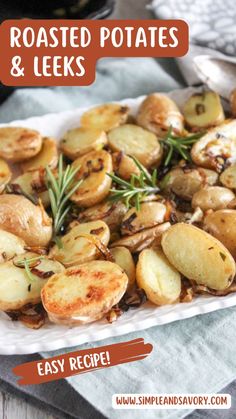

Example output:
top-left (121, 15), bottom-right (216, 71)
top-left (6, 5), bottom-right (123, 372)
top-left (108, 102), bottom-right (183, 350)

top-left (0, 257), bottom-right (64, 311)
top-left (108, 124), bottom-right (162, 168)
top-left (110, 246), bottom-right (135, 290)
top-left (0, 229), bottom-right (25, 263)
top-left (136, 247), bottom-right (181, 305)
top-left (137, 93), bottom-right (184, 137)
top-left (220, 164), bottom-right (236, 190)
top-left (192, 186), bottom-right (235, 211)
top-left (41, 260), bottom-right (128, 325)
top-left (121, 202), bottom-right (167, 236)
top-left (191, 120), bottom-right (236, 171)
top-left (204, 210), bottom-right (236, 259)
top-left (49, 220), bottom-right (110, 266)
top-left (78, 201), bottom-right (127, 232)
top-left (183, 92), bottom-right (224, 129)
top-left (0, 194), bottom-right (52, 247)
top-left (70, 150), bottom-right (112, 207)
top-left (0, 158), bottom-right (11, 193)
top-left (230, 88), bottom-right (236, 117)
top-left (11, 170), bottom-right (50, 208)
top-left (21, 137), bottom-right (58, 172)
top-left (60, 127), bottom-right (108, 160)
top-left (112, 152), bottom-right (140, 180)
top-left (0, 127), bottom-right (42, 162)
top-left (80, 103), bottom-right (129, 131)
top-left (162, 223), bottom-right (235, 290)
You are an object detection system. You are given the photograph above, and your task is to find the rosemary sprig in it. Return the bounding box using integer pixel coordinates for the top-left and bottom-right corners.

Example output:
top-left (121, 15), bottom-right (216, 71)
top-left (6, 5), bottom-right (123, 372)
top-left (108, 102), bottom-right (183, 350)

top-left (46, 154), bottom-right (83, 245)
top-left (16, 256), bottom-right (45, 283)
top-left (108, 156), bottom-right (160, 211)
top-left (163, 127), bottom-right (204, 166)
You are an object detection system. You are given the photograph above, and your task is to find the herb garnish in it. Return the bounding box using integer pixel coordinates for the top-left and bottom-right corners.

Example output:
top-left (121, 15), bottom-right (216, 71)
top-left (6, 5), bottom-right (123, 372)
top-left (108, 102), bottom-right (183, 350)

top-left (16, 255), bottom-right (45, 283)
top-left (163, 127), bottom-right (204, 166)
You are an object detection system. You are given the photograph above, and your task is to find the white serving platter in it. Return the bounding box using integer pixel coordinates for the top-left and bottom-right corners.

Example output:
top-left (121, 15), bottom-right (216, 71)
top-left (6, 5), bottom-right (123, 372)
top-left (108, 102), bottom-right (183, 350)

top-left (1, 87), bottom-right (236, 355)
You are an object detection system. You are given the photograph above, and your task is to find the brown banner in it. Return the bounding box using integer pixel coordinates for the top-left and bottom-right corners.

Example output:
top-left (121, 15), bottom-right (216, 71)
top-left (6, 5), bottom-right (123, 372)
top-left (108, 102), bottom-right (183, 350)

top-left (13, 338), bottom-right (153, 385)
top-left (0, 19), bottom-right (189, 86)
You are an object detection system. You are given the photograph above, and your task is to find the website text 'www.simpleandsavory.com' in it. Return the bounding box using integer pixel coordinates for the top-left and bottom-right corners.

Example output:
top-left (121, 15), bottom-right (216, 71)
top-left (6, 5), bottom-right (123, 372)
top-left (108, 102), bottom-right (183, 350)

top-left (112, 394), bottom-right (231, 409)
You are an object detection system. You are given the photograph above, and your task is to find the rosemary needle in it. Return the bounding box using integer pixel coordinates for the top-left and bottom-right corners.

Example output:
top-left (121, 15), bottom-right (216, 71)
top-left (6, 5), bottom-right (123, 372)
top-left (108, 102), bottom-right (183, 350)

top-left (16, 256), bottom-right (45, 283)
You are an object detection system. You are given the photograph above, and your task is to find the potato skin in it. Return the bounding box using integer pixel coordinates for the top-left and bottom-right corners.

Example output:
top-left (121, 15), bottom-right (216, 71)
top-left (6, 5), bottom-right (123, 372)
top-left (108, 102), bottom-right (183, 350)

top-left (0, 159), bottom-right (11, 193)
top-left (121, 202), bottom-right (167, 236)
top-left (220, 164), bottom-right (236, 190)
top-left (183, 92), bottom-right (224, 129)
top-left (136, 248), bottom-right (181, 305)
top-left (0, 127), bottom-right (42, 162)
top-left (162, 223), bottom-right (236, 290)
top-left (110, 246), bottom-right (136, 290)
top-left (137, 93), bottom-right (184, 136)
top-left (192, 186), bottom-right (235, 211)
top-left (0, 194), bottom-right (52, 247)
top-left (230, 88), bottom-right (236, 117)
top-left (204, 210), bottom-right (236, 259)
top-left (78, 201), bottom-right (127, 232)
top-left (112, 152), bottom-right (140, 180)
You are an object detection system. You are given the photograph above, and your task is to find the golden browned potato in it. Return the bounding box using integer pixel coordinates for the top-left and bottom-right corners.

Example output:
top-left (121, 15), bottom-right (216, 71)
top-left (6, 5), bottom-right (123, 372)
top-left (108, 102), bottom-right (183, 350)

top-left (21, 137), bottom-right (58, 172)
top-left (220, 164), bottom-right (236, 190)
top-left (0, 194), bottom-right (52, 247)
top-left (0, 127), bottom-right (42, 162)
top-left (137, 93), bottom-right (184, 137)
top-left (162, 223), bottom-right (235, 290)
top-left (80, 103), bottom-right (129, 131)
top-left (136, 247), bottom-right (181, 305)
top-left (164, 167), bottom-right (218, 201)
top-left (11, 170), bottom-right (50, 208)
top-left (192, 186), bottom-right (235, 211)
top-left (191, 120), bottom-right (236, 171)
top-left (110, 246), bottom-right (136, 290)
top-left (121, 202), bottom-right (167, 236)
top-left (108, 124), bottom-right (162, 168)
top-left (112, 152), bottom-right (140, 180)
top-left (78, 201), bottom-right (127, 232)
top-left (204, 210), bottom-right (236, 259)
top-left (70, 150), bottom-right (113, 207)
top-left (60, 127), bottom-right (108, 160)
top-left (0, 159), bottom-right (11, 193)
top-left (183, 92), bottom-right (224, 129)
top-left (41, 260), bottom-right (128, 325)
top-left (230, 88), bottom-right (236, 117)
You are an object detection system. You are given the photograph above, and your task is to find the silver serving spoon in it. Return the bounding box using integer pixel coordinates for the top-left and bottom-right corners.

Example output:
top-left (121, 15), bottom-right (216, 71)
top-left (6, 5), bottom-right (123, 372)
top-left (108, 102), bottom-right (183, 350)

top-left (193, 55), bottom-right (236, 100)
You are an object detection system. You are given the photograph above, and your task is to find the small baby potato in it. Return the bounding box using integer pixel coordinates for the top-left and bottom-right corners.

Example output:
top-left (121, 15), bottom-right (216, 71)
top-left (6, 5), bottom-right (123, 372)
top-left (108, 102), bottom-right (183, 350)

top-left (0, 158), bottom-right (11, 193)
top-left (108, 124), bottom-right (162, 168)
top-left (192, 186), bottom-right (235, 211)
top-left (60, 127), bottom-right (108, 160)
top-left (0, 127), bottom-right (42, 162)
top-left (137, 93), bottom-right (184, 137)
top-left (41, 260), bottom-right (128, 325)
top-left (220, 164), bottom-right (236, 190)
top-left (164, 167), bottom-right (218, 201)
top-left (80, 103), bottom-right (129, 131)
top-left (21, 137), bottom-right (58, 172)
top-left (183, 92), bottom-right (225, 129)
top-left (136, 247), bottom-right (181, 305)
top-left (11, 170), bottom-right (50, 208)
top-left (191, 120), bottom-right (236, 171)
top-left (0, 229), bottom-right (25, 263)
top-left (49, 220), bottom-right (110, 267)
top-left (121, 202), bottom-right (167, 236)
top-left (230, 88), bottom-right (236, 117)
top-left (70, 150), bottom-right (113, 207)
top-left (204, 210), bottom-right (236, 259)
top-left (0, 194), bottom-right (52, 247)
top-left (78, 201), bottom-right (127, 232)
top-left (112, 152), bottom-right (140, 180)
top-left (110, 246), bottom-right (136, 290)
top-left (162, 223), bottom-right (236, 290)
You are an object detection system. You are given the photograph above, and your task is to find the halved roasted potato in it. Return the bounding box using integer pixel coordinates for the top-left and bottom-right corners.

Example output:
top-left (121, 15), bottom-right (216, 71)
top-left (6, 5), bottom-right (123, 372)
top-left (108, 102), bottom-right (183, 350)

top-left (136, 247), bottom-right (181, 305)
top-left (204, 210), bottom-right (236, 259)
top-left (162, 223), bottom-right (236, 290)
top-left (121, 202), bottom-right (167, 236)
top-left (110, 246), bottom-right (135, 290)
top-left (192, 186), bottom-right (235, 211)
top-left (11, 170), bottom-right (50, 208)
top-left (183, 92), bottom-right (224, 129)
top-left (78, 201), bottom-right (127, 232)
top-left (137, 93), bottom-right (184, 137)
top-left (70, 149), bottom-right (113, 207)
top-left (41, 260), bottom-right (128, 325)
top-left (21, 137), bottom-right (58, 172)
top-left (108, 124), bottom-right (162, 168)
top-left (0, 229), bottom-right (25, 263)
top-left (60, 127), bottom-right (107, 160)
top-left (220, 164), bottom-right (236, 190)
top-left (0, 158), bottom-right (11, 193)
top-left (230, 88), bottom-right (236, 117)
top-left (191, 120), bottom-right (236, 171)
top-left (0, 127), bottom-right (42, 162)
top-left (0, 257), bottom-right (64, 311)
top-left (112, 152), bottom-right (140, 180)
top-left (80, 103), bottom-right (129, 131)
top-left (0, 194), bottom-right (52, 247)
top-left (49, 220), bottom-right (110, 266)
